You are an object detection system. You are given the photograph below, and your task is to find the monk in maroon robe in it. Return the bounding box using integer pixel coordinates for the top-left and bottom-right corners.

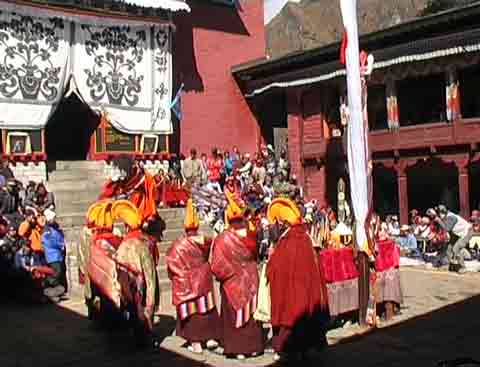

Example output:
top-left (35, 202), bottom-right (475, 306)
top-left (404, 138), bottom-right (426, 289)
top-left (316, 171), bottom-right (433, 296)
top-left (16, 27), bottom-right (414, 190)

top-left (210, 195), bottom-right (264, 359)
top-left (166, 199), bottom-right (220, 354)
top-left (267, 198), bottom-right (329, 362)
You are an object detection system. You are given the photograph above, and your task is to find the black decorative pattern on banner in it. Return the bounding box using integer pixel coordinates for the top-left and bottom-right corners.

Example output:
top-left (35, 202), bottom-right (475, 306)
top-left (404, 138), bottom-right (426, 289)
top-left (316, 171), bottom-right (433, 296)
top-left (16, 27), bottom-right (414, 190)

top-left (154, 27), bottom-right (169, 120)
top-left (83, 25), bottom-right (146, 106)
top-left (0, 12), bottom-right (63, 101)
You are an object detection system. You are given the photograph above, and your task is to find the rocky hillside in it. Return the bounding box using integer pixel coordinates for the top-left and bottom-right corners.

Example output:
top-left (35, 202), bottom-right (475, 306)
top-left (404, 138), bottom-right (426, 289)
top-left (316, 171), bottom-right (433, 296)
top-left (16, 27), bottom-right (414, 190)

top-left (266, 0), bottom-right (477, 58)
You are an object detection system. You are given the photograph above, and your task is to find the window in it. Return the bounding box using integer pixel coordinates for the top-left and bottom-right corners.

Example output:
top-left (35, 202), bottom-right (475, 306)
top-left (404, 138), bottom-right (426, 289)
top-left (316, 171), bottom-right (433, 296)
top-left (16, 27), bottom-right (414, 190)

top-left (368, 84), bottom-right (388, 131)
top-left (104, 125), bottom-right (135, 152)
top-left (397, 73), bottom-right (446, 126)
top-left (459, 64), bottom-right (480, 119)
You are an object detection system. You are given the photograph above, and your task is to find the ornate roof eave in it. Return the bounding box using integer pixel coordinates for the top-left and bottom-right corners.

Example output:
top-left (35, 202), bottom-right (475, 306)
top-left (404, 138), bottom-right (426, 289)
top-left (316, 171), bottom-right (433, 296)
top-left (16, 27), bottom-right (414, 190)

top-left (0, 0), bottom-right (190, 27)
top-left (243, 27), bottom-right (480, 98)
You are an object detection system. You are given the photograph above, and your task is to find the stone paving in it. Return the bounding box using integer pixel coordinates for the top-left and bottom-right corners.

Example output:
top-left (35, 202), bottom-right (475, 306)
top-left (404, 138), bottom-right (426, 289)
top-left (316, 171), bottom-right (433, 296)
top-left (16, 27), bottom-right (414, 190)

top-left (2, 268), bottom-right (480, 367)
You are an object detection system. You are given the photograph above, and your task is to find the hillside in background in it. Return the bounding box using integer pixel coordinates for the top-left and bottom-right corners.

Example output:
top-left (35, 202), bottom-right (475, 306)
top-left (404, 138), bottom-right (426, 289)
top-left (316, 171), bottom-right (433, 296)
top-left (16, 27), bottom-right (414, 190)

top-left (266, 0), bottom-right (478, 58)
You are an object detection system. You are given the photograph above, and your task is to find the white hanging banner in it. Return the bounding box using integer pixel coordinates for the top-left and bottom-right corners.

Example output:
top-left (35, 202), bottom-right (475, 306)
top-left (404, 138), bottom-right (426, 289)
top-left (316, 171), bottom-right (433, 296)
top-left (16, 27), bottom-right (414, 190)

top-left (0, 6), bottom-right (173, 135)
top-left (0, 11), bottom-right (71, 129)
top-left (73, 23), bottom-right (172, 134)
top-left (340, 0), bottom-right (372, 253)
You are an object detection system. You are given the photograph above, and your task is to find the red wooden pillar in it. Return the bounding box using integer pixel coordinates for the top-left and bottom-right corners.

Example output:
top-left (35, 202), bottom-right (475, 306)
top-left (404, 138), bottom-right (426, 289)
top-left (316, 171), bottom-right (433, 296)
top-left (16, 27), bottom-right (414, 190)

top-left (396, 163), bottom-right (408, 225)
top-left (458, 165), bottom-right (470, 219)
top-left (286, 88), bottom-right (305, 187)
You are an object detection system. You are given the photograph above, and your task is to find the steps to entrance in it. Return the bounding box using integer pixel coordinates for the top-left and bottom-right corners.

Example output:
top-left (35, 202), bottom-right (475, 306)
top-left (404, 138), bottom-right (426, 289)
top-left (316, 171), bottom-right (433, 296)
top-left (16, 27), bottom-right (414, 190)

top-left (47, 163), bottom-right (210, 310)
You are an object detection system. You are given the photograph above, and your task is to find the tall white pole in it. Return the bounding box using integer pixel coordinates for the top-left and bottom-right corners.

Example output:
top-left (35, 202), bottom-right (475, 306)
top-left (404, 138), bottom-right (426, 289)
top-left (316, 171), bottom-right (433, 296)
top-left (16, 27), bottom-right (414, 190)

top-left (340, 0), bottom-right (371, 254)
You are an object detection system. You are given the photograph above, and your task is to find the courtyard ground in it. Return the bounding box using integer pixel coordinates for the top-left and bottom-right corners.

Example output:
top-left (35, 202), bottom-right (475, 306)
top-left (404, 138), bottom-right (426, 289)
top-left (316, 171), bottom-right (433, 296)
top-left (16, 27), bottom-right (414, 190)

top-left (1, 268), bottom-right (480, 367)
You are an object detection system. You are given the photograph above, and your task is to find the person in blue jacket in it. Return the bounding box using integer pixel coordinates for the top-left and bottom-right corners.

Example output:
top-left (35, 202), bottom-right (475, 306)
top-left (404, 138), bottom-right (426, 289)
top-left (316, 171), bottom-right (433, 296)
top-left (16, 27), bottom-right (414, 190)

top-left (41, 209), bottom-right (66, 300)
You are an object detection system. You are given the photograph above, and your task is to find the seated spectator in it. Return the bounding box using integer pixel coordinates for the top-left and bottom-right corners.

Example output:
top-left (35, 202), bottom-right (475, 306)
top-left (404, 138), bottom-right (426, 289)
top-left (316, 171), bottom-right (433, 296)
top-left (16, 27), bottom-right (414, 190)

top-left (14, 239), bottom-right (43, 273)
top-left (397, 225), bottom-right (420, 256)
top-left (24, 183), bottom-right (55, 213)
top-left (0, 179), bottom-right (22, 224)
top-left (0, 160), bottom-right (14, 181)
top-left (41, 210), bottom-right (67, 300)
top-left (18, 210), bottom-right (44, 256)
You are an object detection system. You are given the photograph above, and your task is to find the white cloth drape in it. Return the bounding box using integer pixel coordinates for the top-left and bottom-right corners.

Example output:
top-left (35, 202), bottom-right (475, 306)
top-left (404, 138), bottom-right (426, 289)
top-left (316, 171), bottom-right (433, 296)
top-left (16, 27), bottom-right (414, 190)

top-left (0, 11), bottom-right (71, 129)
top-left (0, 7), bottom-right (173, 135)
top-left (340, 0), bottom-right (371, 253)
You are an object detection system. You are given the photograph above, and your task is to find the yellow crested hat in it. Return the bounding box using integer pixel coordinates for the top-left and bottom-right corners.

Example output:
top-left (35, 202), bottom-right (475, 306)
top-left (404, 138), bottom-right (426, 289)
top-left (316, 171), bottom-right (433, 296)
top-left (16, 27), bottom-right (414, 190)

top-left (111, 200), bottom-right (142, 230)
top-left (184, 198), bottom-right (199, 231)
top-left (225, 191), bottom-right (246, 222)
top-left (86, 200), bottom-right (114, 230)
top-left (267, 197), bottom-right (302, 226)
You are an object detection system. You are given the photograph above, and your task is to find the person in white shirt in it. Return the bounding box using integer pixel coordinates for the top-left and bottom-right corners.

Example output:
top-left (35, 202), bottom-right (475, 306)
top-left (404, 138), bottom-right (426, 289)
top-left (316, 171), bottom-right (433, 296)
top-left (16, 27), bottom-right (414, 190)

top-left (436, 205), bottom-right (473, 273)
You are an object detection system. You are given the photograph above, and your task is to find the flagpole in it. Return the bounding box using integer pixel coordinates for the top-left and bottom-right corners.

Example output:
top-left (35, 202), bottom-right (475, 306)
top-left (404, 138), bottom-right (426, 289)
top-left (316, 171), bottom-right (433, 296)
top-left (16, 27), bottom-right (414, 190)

top-left (340, 0), bottom-right (373, 327)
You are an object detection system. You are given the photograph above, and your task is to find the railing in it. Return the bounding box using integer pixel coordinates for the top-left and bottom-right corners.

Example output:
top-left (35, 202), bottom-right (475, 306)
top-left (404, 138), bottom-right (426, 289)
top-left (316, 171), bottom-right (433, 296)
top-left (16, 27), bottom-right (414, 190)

top-left (301, 119), bottom-right (480, 160)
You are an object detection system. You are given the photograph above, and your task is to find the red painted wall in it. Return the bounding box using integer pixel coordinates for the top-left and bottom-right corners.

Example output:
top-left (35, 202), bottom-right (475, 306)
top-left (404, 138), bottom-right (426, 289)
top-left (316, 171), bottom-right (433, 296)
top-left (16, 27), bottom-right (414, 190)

top-left (173, 0), bottom-right (265, 156)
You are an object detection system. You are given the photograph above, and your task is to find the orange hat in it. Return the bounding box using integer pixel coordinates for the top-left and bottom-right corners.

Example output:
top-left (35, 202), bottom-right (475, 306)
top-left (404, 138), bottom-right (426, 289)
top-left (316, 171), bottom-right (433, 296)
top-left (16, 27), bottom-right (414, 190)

top-left (225, 191), bottom-right (246, 222)
top-left (111, 200), bottom-right (141, 230)
top-left (86, 200), bottom-right (114, 230)
top-left (267, 197), bottom-right (301, 226)
top-left (184, 199), bottom-right (199, 231)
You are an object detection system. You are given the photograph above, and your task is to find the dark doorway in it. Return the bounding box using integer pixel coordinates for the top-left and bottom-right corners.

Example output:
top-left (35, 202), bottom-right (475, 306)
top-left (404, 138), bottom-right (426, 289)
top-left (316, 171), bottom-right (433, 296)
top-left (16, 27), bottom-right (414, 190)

top-left (407, 158), bottom-right (459, 214)
top-left (469, 161), bottom-right (480, 211)
top-left (255, 91), bottom-right (287, 150)
top-left (373, 164), bottom-right (399, 218)
top-left (45, 94), bottom-right (100, 160)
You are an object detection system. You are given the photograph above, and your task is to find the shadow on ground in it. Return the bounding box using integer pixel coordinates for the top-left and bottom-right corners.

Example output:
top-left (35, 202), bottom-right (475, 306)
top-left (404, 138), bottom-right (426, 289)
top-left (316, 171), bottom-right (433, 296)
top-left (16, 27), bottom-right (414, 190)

top-left (1, 292), bottom-right (480, 367)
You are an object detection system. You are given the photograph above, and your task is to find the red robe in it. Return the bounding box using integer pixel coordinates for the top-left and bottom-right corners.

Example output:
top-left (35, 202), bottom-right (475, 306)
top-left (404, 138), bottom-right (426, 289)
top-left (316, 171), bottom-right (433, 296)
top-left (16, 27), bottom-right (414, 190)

top-left (100, 169), bottom-right (158, 222)
top-left (166, 235), bottom-right (216, 317)
top-left (210, 229), bottom-right (258, 327)
top-left (267, 224), bottom-right (328, 329)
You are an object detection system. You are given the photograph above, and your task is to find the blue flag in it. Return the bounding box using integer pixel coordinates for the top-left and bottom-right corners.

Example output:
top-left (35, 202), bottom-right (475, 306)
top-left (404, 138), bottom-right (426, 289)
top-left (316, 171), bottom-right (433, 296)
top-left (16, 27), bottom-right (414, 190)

top-left (170, 83), bottom-right (184, 121)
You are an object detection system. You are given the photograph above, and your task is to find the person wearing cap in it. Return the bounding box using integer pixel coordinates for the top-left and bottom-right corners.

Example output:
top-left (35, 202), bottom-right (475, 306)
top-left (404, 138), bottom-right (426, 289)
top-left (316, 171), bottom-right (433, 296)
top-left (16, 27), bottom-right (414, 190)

top-left (397, 224), bottom-right (420, 256)
top-left (210, 193), bottom-right (264, 359)
top-left (435, 205), bottom-right (473, 273)
top-left (166, 199), bottom-right (220, 355)
top-left (266, 198), bottom-right (328, 362)
top-left (41, 209), bottom-right (66, 300)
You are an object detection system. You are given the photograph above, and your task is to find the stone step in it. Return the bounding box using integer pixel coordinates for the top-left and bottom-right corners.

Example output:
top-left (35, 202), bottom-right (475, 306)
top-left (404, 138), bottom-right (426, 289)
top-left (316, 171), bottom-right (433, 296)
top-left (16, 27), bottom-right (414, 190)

top-left (48, 161), bottom-right (106, 171)
top-left (56, 201), bottom-right (94, 215)
top-left (46, 181), bottom-right (104, 192)
top-left (158, 208), bottom-right (186, 221)
top-left (54, 191), bottom-right (99, 204)
top-left (48, 171), bottom-right (105, 182)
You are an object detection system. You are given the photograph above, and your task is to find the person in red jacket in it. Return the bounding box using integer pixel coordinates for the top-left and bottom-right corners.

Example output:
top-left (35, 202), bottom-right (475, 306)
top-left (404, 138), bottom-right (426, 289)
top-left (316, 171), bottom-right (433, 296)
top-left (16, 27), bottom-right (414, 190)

top-left (166, 199), bottom-right (220, 355)
top-left (267, 197), bottom-right (329, 362)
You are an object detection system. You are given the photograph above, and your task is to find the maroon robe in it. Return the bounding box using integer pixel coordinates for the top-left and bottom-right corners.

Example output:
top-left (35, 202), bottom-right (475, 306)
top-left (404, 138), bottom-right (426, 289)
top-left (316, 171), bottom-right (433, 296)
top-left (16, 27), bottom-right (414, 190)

top-left (211, 229), bottom-right (264, 356)
top-left (267, 224), bottom-right (328, 354)
top-left (166, 235), bottom-right (220, 343)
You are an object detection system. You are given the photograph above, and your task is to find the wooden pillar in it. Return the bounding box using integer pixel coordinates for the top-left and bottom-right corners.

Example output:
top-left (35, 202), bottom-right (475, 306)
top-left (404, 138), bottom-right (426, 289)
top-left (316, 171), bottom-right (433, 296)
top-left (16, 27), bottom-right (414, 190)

top-left (396, 163), bottom-right (408, 225)
top-left (458, 164), bottom-right (470, 219)
top-left (286, 88), bottom-right (305, 187)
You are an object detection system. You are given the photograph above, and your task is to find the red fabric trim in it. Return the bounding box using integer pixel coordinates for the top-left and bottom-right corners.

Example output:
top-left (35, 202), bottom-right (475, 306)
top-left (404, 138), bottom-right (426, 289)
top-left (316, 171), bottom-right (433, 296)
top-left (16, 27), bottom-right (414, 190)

top-left (340, 29), bottom-right (348, 65)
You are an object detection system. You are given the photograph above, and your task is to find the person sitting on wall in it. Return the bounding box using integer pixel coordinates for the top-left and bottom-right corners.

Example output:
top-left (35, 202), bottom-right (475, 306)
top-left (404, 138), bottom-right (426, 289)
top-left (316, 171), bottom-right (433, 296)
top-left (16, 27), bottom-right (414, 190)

top-left (0, 179), bottom-right (23, 226)
top-left (24, 183), bottom-right (55, 214)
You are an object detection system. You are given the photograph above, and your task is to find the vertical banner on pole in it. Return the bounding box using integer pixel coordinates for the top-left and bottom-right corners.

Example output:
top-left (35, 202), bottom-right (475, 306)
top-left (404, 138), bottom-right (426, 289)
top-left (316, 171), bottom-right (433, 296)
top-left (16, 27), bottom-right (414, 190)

top-left (340, 0), bottom-right (372, 255)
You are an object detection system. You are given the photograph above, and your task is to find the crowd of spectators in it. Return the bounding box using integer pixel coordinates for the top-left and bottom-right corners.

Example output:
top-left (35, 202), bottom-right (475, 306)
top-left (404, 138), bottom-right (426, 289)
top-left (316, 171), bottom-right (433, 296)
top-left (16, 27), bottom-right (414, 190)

top-left (0, 164), bottom-right (66, 303)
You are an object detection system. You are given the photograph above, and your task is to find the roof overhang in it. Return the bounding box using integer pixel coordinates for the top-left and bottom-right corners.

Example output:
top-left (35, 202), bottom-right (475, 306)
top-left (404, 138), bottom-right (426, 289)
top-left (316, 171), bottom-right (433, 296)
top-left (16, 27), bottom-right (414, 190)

top-left (0, 0), bottom-right (190, 27)
top-left (242, 27), bottom-right (480, 97)
top-left (233, 1), bottom-right (480, 95)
